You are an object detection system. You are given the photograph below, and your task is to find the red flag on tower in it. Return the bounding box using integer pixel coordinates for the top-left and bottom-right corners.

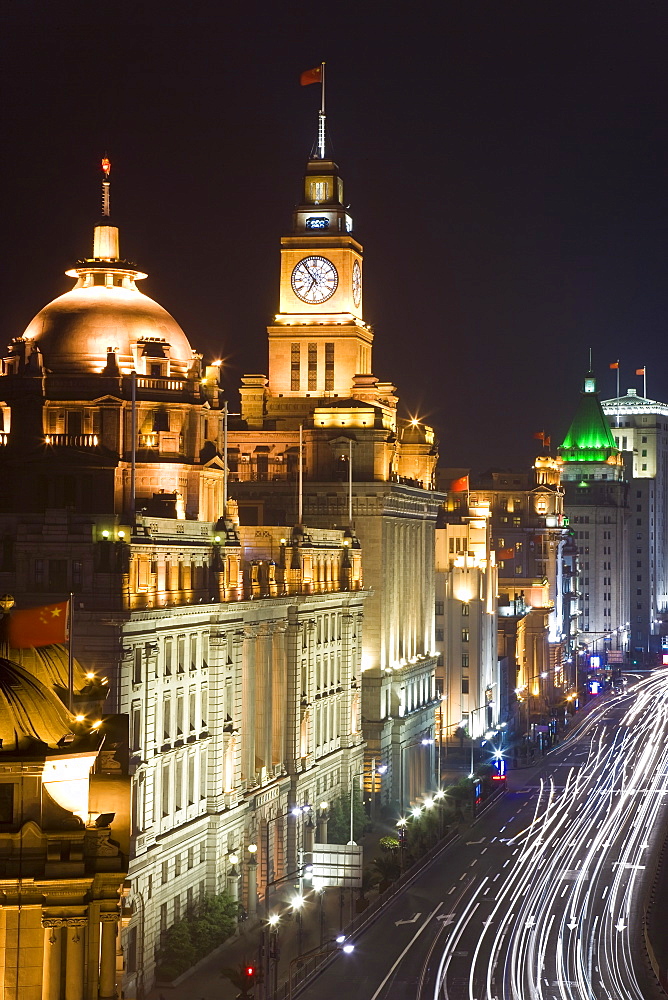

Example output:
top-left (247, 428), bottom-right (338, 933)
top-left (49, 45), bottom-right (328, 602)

top-left (636, 368), bottom-right (645, 376)
top-left (300, 66), bottom-right (322, 86)
top-left (6, 601), bottom-right (69, 649)
top-left (609, 362), bottom-right (619, 369)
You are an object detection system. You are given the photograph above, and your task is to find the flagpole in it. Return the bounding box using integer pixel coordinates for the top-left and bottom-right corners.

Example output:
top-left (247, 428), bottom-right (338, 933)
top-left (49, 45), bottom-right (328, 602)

top-left (616, 363), bottom-right (620, 427)
top-left (223, 399), bottom-right (228, 514)
top-left (321, 61), bottom-right (325, 116)
top-left (130, 370), bottom-right (137, 520)
top-left (643, 367), bottom-right (647, 398)
top-left (67, 593), bottom-right (74, 713)
top-left (298, 424), bottom-right (303, 525)
top-left (348, 438), bottom-right (353, 526)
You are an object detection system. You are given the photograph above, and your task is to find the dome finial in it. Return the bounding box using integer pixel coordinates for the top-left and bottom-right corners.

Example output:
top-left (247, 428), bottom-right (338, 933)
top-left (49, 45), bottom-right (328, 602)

top-left (93, 155), bottom-right (119, 260)
top-left (101, 155), bottom-right (111, 217)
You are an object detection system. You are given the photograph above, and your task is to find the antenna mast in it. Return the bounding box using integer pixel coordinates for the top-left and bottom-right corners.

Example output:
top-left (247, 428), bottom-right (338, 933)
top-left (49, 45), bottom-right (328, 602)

top-left (317, 61), bottom-right (326, 159)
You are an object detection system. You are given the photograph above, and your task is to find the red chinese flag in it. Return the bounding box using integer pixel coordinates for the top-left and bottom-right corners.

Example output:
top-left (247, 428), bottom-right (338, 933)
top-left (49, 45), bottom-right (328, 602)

top-left (449, 475), bottom-right (469, 492)
top-left (636, 368), bottom-right (645, 376)
top-left (300, 66), bottom-right (322, 86)
top-left (533, 431), bottom-right (545, 441)
top-left (609, 362), bottom-right (619, 369)
top-left (6, 602), bottom-right (69, 649)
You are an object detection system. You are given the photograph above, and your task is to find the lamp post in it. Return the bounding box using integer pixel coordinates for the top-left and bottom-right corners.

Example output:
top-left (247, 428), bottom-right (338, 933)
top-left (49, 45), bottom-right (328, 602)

top-left (247, 843), bottom-right (258, 918)
top-left (399, 735), bottom-right (434, 820)
top-left (227, 852), bottom-right (240, 925)
top-left (266, 913), bottom-right (280, 1000)
top-left (370, 758), bottom-right (387, 822)
top-left (291, 893), bottom-right (305, 957)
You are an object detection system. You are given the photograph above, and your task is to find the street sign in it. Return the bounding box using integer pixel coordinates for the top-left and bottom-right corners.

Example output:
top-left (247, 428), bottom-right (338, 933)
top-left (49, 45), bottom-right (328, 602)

top-left (310, 844), bottom-right (363, 887)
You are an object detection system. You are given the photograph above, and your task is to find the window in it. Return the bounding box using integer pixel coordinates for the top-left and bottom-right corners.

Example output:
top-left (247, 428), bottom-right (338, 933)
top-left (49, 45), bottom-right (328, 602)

top-left (177, 693), bottom-right (184, 736)
top-left (461, 629), bottom-right (469, 643)
top-left (291, 343), bottom-right (300, 391)
top-left (133, 647), bottom-right (142, 685)
top-left (173, 896), bottom-right (181, 922)
top-left (165, 638), bottom-right (173, 676)
top-left (131, 707), bottom-right (141, 752)
top-left (462, 603), bottom-right (469, 616)
top-left (188, 847), bottom-right (194, 870)
top-left (435, 601), bottom-right (444, 616)
top-left (160, 903), bottom-right (168, 934)
top-left (201, 687), bottom-right (208, 729)
top-left (200, 842), bottom-right (206, 864)
top-left (461, 653), bottom-right (469, 668)
top-left (435, 628), bottom-right (444, 642)
top-left (161, 762), bottom-right (170, 817)
top-left (461, 678), bottom-right (469, 694)
top-left (177, 636), bottom-right (186, 673)
top-left (72, 560), bottom-right (83, 589)
top-left (308, 343), bottom-right (317, 391)
top-left (325, 342), bottom-right (334, 391)
top-left (175, 759), bottom-right (183, 811)
top-left (641, 449), bottom-right (647, 457)
top-left (162, 861), bottom-right (168, 885)
top-left (163, 698), bottom-right (171, 742)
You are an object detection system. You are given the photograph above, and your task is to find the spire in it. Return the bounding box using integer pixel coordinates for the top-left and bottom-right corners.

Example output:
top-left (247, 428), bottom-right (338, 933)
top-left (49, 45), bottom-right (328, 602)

top-left (93, 156), bottom-right (120, 261)
top-left (558, 371), bottom-right (620, 464)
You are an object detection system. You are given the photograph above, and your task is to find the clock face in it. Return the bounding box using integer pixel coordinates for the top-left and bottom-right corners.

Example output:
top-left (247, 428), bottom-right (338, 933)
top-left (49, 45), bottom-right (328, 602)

top-left (291, 256), bottom-right (338, 304)
top-left (352, 260), bottom-right (361, 308)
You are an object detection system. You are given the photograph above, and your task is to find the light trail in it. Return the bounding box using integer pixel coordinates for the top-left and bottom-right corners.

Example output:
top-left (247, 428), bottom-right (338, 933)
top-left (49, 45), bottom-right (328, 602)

top-left (433, 673), bottom-right (668, 1000)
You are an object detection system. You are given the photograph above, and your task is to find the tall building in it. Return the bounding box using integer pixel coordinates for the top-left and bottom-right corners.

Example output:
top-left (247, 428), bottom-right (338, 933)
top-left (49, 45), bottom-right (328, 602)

top-left (0, 172), bottom-right (366, 997)
top-left (601, 387), bottom-right (668, 659)
top-left (474, 460), bottom-right (569, 730)
top-left (228, 131), bottom-right (442, 811)
top-left (434, 496), bottom-right (498, 740)
top-left (558, 373), bottom-right (630, 659)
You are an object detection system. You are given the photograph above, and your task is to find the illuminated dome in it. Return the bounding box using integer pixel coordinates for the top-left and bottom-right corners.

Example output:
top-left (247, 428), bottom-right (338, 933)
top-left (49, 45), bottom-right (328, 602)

top-left (0, 658), bottom-right (76, 751)
top-left (21, 218), bottom-right (195, 377)
top-left (23, 285), bottom-right (194, 376)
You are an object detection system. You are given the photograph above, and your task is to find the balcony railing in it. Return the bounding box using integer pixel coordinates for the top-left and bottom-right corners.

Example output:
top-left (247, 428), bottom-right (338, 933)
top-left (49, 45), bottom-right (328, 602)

top-left (45, 433), bottom-right (99, 447)
top-left (135, 377), bottom-right (185, 392)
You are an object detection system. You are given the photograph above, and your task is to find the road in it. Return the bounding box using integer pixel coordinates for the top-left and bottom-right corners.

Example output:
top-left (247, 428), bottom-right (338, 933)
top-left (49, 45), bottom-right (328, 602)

top-left (297, 673), bottom-right (668, 1000)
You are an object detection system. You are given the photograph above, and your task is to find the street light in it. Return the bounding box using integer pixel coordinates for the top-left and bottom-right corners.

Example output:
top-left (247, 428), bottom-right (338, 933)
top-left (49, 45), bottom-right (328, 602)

top-left (291, 894), bottom-right (305, 957)
top-left (399, 735), bottom-right (435, 819)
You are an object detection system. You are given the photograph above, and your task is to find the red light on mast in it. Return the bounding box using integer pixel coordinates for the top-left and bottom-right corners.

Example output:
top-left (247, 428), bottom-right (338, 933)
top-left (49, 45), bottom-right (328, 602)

top-left (245, 966), bottom-right (255, 977)
top-left (101, 157), bottom-right (111, 177)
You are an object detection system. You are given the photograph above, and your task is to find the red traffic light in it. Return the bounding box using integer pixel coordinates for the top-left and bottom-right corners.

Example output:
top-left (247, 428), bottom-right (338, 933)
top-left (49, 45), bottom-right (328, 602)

top-left (245, 966), bottom-right (256, 978)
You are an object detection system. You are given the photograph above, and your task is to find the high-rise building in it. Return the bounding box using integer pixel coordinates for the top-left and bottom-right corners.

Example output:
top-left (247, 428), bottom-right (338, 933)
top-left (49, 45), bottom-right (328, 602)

top-left (558, 373), bottom-right (630, 660)
top-left (601, 387), bottom-right (668, 660)
top-left (228, 131), bottom-right (442, 812)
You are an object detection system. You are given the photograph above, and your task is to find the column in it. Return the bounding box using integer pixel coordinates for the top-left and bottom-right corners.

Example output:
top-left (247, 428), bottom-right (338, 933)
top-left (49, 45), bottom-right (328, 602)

top-left (42, 919), bottom-right (63, 1000)
top-left (98, 914), bottom-right (118, 1000)
top-left (242, 627), bottom-right (257, 782)
top-left (271, 624), bottom-right (286, 767)
top-left (65, 918), bottom-right (87, 1000)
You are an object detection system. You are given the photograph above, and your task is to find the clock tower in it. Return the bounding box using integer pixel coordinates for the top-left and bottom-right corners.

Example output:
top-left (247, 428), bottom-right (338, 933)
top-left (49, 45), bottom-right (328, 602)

top-left (266, 154), bottom-right (373, 401)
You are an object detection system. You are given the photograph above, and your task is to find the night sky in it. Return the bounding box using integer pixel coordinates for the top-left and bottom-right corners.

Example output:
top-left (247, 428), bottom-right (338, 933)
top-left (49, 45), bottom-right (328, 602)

top-left (1, 4), bottom-right (666, 472)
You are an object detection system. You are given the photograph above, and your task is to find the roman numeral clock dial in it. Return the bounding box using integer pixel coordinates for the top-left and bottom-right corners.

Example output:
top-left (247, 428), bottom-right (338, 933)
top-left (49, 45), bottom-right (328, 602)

top-left (291, 255), bottom-right (338, 304)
